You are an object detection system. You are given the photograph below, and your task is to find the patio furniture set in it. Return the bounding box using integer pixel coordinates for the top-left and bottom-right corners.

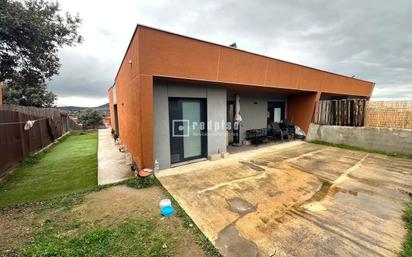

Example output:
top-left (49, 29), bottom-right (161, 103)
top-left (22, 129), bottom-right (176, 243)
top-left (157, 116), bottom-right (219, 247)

top-left (245, 121), bottom-right (296, 145)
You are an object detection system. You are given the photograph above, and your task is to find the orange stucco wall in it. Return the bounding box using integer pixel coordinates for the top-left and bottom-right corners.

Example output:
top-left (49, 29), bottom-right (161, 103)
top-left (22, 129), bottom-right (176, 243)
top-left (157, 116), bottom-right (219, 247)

top-left (110, 25), bottom-right (374, 169)
top-left (138, 27), bottom-right (373, 97)
top-left (287, 92), bottom-right (321, 132)
top-left (110, 29), bottom-right (144, 168)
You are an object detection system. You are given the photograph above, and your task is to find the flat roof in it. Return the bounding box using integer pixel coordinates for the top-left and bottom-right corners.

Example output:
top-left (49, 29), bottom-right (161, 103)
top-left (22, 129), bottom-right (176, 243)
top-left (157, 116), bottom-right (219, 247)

top-left (111, 24), bottom-right (374, 89)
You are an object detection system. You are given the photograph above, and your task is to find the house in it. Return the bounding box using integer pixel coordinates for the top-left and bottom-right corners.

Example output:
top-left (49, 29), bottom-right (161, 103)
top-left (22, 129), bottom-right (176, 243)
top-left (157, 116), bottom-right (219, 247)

top-left (108, 25), bottom-right (374, 171)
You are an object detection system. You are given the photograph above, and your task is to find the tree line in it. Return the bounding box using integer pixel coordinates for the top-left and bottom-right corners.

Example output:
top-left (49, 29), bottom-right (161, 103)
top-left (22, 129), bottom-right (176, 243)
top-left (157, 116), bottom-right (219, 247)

top-left (0, 0), bottom-right (82, 107)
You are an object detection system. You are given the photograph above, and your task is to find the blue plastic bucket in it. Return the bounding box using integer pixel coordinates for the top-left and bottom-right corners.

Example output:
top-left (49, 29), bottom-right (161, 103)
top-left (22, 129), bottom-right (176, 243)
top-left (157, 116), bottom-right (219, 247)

top-left (161, 205), bottom-right (175, 217)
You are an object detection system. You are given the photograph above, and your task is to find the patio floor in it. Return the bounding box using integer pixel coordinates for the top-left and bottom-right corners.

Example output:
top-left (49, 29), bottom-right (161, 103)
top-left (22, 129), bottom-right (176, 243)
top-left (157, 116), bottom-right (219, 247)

top-left (157, 141), bottom-right (412, 257)
top-left (226, 140), bottom-right (284, 154)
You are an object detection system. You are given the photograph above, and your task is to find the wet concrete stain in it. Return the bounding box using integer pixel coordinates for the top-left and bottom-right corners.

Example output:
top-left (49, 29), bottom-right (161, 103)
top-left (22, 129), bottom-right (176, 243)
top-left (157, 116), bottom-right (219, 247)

top-left (300, 180), bottom-right (361, 209)
top-left (308, 180), bottom-right (333, 202)
top-left (216, 224), bottom-right (258, 257)
top-left (333, 187), bottom-right (358, 197)
top-left (251, 159), bottom-right (270, 167)
top-left (227, 197), bottom-right (257, 215)
top-left (267, 191), bottom-right (284, 197)
top-left (289, 209), bottom-right (388, 257)
top-left (347, 174), bottom-right (384, 187)
top-left (239, 161), bottom-right (265, 171)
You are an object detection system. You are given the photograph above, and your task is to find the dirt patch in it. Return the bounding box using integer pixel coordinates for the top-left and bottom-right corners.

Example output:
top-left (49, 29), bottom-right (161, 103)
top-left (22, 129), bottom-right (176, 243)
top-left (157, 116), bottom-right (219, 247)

top-left (0, 204), bottom-right (73, 256)
top-left (73, 185), bottom-right (205, 256)
top-left (174, 233), bottom-right (206, 257)
top-left (73, 185), bottom-right (165, 225)
top-left (0, 208), bottom-right (36, 255)
top-left (1, 185), bottom-right (206, 257)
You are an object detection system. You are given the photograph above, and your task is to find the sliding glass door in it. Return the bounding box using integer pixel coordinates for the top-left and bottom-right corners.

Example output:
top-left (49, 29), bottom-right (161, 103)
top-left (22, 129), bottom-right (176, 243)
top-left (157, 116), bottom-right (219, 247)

top-left (169, 98), bottom-right (207, 164)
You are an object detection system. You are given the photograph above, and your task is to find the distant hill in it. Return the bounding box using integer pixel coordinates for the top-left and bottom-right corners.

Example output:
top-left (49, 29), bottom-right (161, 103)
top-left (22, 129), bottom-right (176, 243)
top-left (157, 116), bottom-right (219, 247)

top-left (94, 103), bottom-right (110, 111)
top-left (59, 103), bottom-right (109, 113)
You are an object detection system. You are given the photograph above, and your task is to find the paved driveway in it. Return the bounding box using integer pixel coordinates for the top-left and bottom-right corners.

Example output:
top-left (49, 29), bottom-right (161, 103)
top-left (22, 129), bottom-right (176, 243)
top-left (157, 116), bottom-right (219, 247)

top-left (157, 141), bottom-right (412, 257)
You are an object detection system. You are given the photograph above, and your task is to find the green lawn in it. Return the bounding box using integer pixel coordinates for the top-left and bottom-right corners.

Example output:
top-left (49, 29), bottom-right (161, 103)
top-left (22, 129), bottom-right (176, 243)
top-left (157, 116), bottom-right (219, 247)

top-left (0, 132), bottom-right (221, 257)
top-left (400, 203), bottom-right (412, 257)
top-left (0, 132), bottom-right (98, 207)
top-left (0, 177), bottom-right (220, 257)
top-left (21, 218), bottom-right (174, 257)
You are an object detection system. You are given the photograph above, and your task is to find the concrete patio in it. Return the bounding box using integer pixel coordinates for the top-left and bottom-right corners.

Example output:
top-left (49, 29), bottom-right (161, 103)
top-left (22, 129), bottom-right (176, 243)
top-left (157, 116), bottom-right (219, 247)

top-left (157, 141), bottom-right (412, 257)
top-left (97, 129), bottom-right (132, 185)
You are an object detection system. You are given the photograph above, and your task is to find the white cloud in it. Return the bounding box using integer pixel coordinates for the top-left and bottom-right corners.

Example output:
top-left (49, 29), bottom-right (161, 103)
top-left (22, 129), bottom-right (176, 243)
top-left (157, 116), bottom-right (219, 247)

top-left (371, 84), bottom-right (412, 100)
top-left (50, 0), bottom-right (412, 106)
top-left (56, 96), bottom-right (108, 107)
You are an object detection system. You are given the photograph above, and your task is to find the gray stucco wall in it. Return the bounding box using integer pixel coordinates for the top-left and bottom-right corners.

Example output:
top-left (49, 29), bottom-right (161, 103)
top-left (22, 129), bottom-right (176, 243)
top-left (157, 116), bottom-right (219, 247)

top-left (207, 86), bottom-right (227, 155)
top-left (227, 92), bottom-right (287, 143)
top-left (306, 123), bottom-right (412, 154)
top-left (153, 80), bottom-right (226, 170)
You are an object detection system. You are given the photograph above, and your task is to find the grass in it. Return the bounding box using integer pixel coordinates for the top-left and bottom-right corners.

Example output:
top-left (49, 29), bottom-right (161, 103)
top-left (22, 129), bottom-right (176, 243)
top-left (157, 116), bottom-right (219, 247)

top-left (400, 203), bottom-right (412, 257)
top-left (7, 177), bottom-right (221, 257)
top-left (123, 176), bottom-right (157, 189)
top-left (21, 218), bottom-right (174, 257)
top-left (0, 131), bottom-right (98, 207)
top-left (0, 130), bottom-right (221, 256)
top-left (310, 140), bottom-right (412, 160)
top-left (123, 177), bottom-right (221, 256)
top-left (155, 178), bottom-right (222, 257)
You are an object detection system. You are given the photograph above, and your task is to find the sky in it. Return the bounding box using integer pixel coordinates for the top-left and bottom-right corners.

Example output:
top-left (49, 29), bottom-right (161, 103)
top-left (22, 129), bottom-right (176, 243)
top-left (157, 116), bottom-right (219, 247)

top-left (51, 0), bottom-right (412, 107)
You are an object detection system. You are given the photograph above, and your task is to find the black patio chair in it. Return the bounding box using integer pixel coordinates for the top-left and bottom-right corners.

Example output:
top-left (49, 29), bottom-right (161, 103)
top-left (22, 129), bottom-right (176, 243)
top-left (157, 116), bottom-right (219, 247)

top-left (271, 122), bottom-right (289, 141)
top-left (283, 120), bottom-right (296, 140)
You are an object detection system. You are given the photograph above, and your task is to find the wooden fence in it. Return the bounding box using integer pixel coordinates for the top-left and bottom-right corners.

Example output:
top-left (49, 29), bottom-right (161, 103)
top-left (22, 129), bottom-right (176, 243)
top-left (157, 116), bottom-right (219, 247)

top-left (1, 104), bottom-right (81, 133)
top-left (364, 101), bottom-right (412, 129)
top-left (313, 99), bottom-right (366, 126)
top-left (1, 104), bottom-right (61, 119)
top-left (0, 105), bottom-right (80, 177)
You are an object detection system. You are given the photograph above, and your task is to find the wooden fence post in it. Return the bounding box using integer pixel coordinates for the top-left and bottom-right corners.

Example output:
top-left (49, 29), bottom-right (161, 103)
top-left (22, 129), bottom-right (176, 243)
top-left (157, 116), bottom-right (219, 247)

top-left (314, 101), bottom-right (319, 123)
top-left (18, 112), bottom-right (27, 159)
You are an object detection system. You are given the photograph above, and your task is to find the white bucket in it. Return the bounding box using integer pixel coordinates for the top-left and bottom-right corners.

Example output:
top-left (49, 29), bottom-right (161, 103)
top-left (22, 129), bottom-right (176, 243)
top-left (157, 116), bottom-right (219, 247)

top-left (159, 199), bottom-right (171, 209)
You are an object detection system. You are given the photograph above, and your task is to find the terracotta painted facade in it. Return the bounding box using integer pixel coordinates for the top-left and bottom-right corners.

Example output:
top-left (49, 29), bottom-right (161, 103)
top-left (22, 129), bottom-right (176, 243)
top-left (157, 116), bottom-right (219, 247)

top-left (108, 25), bottom-right (374, 170)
